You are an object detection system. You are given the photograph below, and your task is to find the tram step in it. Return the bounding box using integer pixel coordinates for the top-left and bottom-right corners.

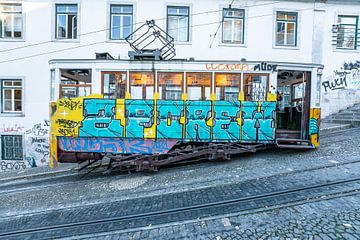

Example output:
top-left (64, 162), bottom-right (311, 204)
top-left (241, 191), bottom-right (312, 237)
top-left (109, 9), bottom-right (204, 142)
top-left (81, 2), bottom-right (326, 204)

top-left (275, 138), bottom-right (315, 149)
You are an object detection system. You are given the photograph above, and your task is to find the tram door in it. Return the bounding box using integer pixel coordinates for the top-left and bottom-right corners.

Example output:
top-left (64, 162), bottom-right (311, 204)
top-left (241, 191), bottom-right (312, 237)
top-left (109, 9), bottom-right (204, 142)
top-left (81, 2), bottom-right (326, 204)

top-left (276, 71), bottom-right (311, 139)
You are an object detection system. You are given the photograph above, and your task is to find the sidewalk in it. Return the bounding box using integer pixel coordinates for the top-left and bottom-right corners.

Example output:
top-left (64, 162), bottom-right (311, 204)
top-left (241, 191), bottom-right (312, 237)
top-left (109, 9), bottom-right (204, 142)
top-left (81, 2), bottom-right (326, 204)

top-left (0, 163), bottom-right (78, 183)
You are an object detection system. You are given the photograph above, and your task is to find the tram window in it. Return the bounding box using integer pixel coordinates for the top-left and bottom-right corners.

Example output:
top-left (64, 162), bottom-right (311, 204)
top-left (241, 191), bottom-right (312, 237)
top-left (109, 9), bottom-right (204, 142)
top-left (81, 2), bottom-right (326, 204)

top-left (102, 72), bottom-right (126, 99)
top-left (158, 72), bottom-right (183, 100)
top-left (215, 73), bottom-right (240, 101)
top-left (186, 72), bottom-right (211, 100)
top-left (292, 82), bottom-right (306, 100)
top-left (129, 72), bottom-right (154, 99)
top-left (59, 69), bottom-right (91, 98)
top-left (244, 74), bottom-right (268, 101)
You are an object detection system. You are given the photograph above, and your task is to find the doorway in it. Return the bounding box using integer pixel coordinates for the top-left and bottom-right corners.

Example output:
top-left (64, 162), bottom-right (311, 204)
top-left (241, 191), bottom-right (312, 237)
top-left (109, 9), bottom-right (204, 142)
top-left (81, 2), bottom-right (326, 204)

top-left (276, 70), bottom-right (311, 139)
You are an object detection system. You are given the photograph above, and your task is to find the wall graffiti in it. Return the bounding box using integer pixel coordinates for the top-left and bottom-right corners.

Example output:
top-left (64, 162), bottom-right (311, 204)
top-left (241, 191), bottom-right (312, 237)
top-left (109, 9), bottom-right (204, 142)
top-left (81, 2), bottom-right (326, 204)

top-left (51, 96), bottom-right (276, 163)
top-left (323, 61), bottom-right (360, 92)
top-left (0, 124), bottom-right (24, 133)
top-left (0, 160), bottom-right (27, 171)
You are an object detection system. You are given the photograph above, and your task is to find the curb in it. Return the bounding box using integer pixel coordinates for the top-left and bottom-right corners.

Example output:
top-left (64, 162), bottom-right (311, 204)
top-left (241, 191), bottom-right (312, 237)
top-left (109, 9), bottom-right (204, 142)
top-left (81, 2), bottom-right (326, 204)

top-left (0, 167), bottom-right (78, 183)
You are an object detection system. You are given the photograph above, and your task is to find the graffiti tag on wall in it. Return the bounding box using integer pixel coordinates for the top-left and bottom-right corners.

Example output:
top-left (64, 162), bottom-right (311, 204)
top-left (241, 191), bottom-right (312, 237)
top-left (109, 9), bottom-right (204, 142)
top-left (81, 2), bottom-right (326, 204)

top-left (323, 61), bottom-right (360, 92)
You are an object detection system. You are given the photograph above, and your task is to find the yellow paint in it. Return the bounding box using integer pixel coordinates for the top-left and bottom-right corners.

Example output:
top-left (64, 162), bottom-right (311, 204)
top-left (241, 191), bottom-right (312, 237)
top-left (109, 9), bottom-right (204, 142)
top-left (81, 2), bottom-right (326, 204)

top-left (309, 108), bottom-right (321, 148)
top-left (180, 100), bottom-right (187, 138)
top-left (125, 91), bottom-right (131, 99)
top-left (267, 92), bottom-right (277, 101)
top-left (210, 93), bottom-right (216, 101)
top-left (144, 93), bottom-right (158, 139)
top-left (153, 92), bottom-right (159, 100)
top-left (116, 99), bottom-right (126, 137)
top-left (181, 93), bottom-right (188, 101)
top-left (238, 91), bottom-right (244, 101)
top-left (50, 95), bottom-right (102, 168)
top-left (257, 102), bottom-right (262, 112)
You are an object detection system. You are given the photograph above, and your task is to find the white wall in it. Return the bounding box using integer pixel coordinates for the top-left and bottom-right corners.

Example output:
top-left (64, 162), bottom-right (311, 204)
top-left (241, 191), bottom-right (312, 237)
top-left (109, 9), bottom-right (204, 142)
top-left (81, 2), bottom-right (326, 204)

top-left (0, 0), bottom-right (358, 170)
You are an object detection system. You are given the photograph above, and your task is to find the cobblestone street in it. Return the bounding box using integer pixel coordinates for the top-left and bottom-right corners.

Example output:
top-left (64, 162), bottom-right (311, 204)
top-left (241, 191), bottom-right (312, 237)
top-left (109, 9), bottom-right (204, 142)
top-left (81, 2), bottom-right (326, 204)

top-left (1, 127), bottom-right (360, 239)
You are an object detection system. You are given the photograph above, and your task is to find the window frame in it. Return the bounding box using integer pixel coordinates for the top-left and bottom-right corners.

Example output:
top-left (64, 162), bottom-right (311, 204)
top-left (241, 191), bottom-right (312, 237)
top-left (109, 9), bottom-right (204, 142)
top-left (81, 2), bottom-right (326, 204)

top-left (275, 11), bottom-right (298, 48)
top-left (0, 134), bottom-right (24, 161)
top-left (109, 4), bottom-right (133, 40)
top-left (221, 8), bottom-right (245, 45)
top-left (166, 5), bottom-right (190, 42)
top-left (55, 3), bottom-right (78, 40)
top-left (186, 72), bottom-right (212, 101)
top-left (243, 73), bottom-right (270, 102)
top-left (0, 3), bottom-right (24, 40)
top-left (336, 15), bottom-right (359, 50)
top-left (1, 79), bottom-right (23, 114)
top-left (157, 72), bottom-right (184, 100)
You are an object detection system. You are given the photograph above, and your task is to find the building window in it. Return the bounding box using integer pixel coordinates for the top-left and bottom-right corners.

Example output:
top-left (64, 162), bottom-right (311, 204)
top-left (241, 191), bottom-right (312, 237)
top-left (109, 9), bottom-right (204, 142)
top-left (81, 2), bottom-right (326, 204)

top-left (55, 4), bottom-right (78, 39)
top-left (102, 72), bottom-right (126, 99)
top-left (158, 72), bottom-right (183, 100)
top-left (1, 135), bottom-right (23, 160)
top-left (0, 3), bottom-right (22, 39)
top-left (222, 8), bottom-right (245, 44)
top-left (276, 12), bottom-right (297, 47)
top-left (110, 5), bottom-right (133, 40)
top-left (1, 80), bottom-right (22, 113)
top-left (59, 69), bottom-right (91, 98)
top-left (129, 72), bottom-right (154, 99)
top-left (167, 6), bottom-right (189, 42)
top-left (336, 15), bottom-right (358, 50)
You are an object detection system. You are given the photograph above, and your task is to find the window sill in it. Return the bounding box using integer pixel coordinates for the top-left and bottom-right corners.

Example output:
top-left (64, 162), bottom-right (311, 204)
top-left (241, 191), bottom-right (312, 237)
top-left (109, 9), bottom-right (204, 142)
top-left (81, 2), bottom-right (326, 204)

top-left (0, 38), bottom-right (25, 42)
top-left (333, 48), bottom-right (359, 53)
top-left (174, 41), bottom-right (192, 45)
top-left (0, 113), bottom-right (25, 117)
top-left (106, 39), bottom-right (129, 44)
top-left (218, 43), bottom-right (247, 48)
top-left (273, 45), bottom-right (299, 50)
top-left (52, 39), bottom-right (80, 43)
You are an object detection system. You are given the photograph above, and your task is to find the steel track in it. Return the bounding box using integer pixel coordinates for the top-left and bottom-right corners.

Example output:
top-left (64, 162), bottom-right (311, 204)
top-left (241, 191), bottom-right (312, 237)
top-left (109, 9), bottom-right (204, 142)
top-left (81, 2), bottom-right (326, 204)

top-left (2, 176), bottom-right (360, 239)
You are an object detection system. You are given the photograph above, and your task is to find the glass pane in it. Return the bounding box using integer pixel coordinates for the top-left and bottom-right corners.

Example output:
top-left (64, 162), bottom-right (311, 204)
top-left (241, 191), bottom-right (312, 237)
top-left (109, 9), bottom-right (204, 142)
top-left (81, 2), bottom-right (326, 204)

top-left (4, 100), bottom-right (12, 111)
top-left (205, 87), bottom-right (210, 100)
top-left (3, 81), bottom-right (13, 86)
top-left (14, 89), bottom-right (21, 100)
top-left (188, 86), bottom-right (202, 100)
top-left (276, 22), bottom-right (285, 45)
top-left (122, 16), bottom-right (132, 38)
top-left (224, 9), bottom-right (243, 18)
top-left (112, 5), bottom-right (132, 14)
top-left (111, 15), bottom-right (121, 39)
top-left (168, 16), bottom-right (179, 40)
top-left (178, 16), bottom-right (188, 41)
top-left (168, 7), bottom-right (188, 16)
top-left (131, 86), bottom-right (143, 99)
top-left (57, 15), bottom-right (66, 38)
top-left (68, 15), bottom-right (77, 39)
top-left (14, 100), bottom-right (22, 111)
top-left (4, 89), bottom-right (12, 99)
top-left (277, 12), bottom-right (296, 21)
top-left (224, 87), bottom-right (239, 101)
top-left (57, 5), bottom-right (77, 13)
top-left (338, 16), bottom-right (357, 25)
top-left (146, 86), bottom-right (154, 99)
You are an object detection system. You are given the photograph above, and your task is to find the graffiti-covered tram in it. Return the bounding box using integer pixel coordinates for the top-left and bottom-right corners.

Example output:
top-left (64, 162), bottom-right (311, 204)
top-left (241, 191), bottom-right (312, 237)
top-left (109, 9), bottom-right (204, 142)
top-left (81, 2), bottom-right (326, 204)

top-left (49, 59), bottom-right (322, 170)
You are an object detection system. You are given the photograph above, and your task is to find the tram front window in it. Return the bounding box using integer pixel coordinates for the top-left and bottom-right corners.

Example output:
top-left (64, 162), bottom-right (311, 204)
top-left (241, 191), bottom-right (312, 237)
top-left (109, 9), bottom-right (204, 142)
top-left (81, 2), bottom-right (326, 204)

top-left (129, 72), bottom-right (154, 99)
top-left (215, 73), bottom-right (240, 101)
top-left (158, 72), bottom-right (183, 100)
top-left (186, 72), bottom-right (211, 100)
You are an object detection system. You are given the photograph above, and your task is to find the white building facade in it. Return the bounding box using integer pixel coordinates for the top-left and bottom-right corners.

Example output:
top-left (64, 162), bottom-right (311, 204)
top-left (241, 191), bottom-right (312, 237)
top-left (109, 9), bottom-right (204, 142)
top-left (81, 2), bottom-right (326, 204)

top-left (0, 0), bottom-right (359, 170)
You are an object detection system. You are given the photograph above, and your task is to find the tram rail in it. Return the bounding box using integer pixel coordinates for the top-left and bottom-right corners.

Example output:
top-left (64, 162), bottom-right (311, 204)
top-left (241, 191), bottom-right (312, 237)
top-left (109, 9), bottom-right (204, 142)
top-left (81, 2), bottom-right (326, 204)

top-left (2, 174), bottom-right (360, 239)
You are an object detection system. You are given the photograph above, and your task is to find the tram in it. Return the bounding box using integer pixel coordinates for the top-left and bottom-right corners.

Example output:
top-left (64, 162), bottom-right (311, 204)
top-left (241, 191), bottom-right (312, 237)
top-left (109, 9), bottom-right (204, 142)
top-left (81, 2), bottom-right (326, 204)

top-left (49, 59), bottom-right (322, 171)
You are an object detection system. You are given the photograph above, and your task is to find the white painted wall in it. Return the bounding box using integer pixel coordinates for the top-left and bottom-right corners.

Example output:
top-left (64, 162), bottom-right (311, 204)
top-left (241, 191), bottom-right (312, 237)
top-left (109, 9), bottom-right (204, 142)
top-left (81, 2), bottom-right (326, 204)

top-left (0, 0), bottom-right (359, 170)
